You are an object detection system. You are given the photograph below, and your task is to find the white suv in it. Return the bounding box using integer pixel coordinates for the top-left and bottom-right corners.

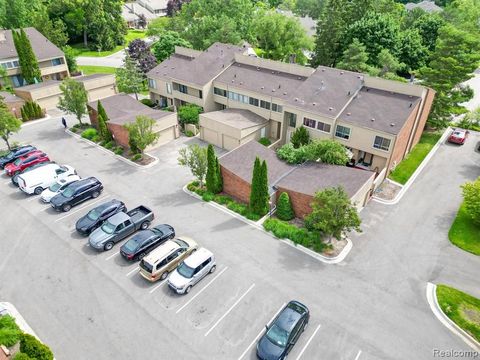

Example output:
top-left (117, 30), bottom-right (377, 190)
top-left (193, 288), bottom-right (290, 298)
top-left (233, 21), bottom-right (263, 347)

top-left (167, 248), bottom-right (216, 294)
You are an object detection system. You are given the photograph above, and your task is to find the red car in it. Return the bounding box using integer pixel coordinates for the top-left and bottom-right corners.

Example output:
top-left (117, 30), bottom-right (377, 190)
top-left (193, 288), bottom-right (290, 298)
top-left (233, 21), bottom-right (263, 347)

top-left (4, 151), bottom-right (50, 176)
top-left (448, 129), bottom-right (469, 145)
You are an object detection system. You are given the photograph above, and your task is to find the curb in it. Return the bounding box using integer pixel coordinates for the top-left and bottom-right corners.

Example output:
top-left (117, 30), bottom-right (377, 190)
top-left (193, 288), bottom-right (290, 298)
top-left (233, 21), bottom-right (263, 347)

top-left (182, 185), bottom-right (353, 264)
top-left (66, 129), bottom-right (159, 169)
top-left (373, 128), bottom-right (451, 205)
top-left (0, 302), bottom-right (38, 338)
top-left (21, 114), bottom-right (52, 127)
top-left (426, 283), bottom-right (480, 352)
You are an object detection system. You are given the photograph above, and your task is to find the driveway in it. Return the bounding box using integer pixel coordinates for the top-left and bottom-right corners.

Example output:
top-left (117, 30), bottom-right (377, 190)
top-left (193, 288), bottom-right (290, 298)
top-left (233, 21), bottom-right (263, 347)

top-left (0, 117), bottom-right (478, 360)
top-left (76, 49), bottom-right (125, 68)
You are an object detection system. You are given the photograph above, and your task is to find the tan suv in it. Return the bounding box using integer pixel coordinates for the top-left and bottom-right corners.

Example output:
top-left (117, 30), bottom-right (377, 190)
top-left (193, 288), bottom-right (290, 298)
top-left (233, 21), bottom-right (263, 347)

top-left (139, 236), bottom-right (198, 282)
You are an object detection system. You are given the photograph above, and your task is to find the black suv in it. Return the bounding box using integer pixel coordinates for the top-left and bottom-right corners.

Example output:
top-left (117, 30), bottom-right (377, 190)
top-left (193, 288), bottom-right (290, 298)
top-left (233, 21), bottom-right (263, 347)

top-left (0, 145), bottom-right (36, 169)
top-left (51, 177), bottom-right (103, 212)
top-left (75, 199), bottom-right (126, 235)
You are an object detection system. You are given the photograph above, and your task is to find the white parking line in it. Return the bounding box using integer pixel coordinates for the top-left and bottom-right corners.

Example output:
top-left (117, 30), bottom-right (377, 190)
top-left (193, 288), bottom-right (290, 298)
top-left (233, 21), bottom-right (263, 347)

top-left (53, 195), bottom-right (110, 222)
top-left (105, 252), bottom-right (119, 261)
top-left (354, 350), bottom-right (362, 360)
top-left (4, 181), bottom-right (11, 185)
top-left (126, 267), bottom-right (139, 276)
top-left (237, 302), bottom-right (286, 360)
top-left (204, 283), bottom-right (255, 337)
top-left (175, 267), bottom-right (228, 314)
top-left (27, 196), bottom-right (40, 202)
top-left (149, 279), bottom-right (168, 294)
top-left (295, 324), bottom-right (321, 360)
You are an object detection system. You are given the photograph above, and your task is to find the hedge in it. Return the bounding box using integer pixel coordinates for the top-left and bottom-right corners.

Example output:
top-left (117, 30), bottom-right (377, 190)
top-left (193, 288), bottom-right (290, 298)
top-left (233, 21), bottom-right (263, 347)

top-left (0, 315), bottom-right (22, 347)
top-left (20, 333), bottom-right (53, 360)
top-left (81, 128), bottom-right (98, 140)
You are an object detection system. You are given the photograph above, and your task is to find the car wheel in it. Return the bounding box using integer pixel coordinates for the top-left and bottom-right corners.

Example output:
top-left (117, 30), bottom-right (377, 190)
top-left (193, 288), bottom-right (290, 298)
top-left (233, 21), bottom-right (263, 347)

top-left (169, 234), bottom-right (174, 239)
top-left (160, 271), bottom-right (168, 280)
top-left (140, 221), bottom-right (150, 230)
top-left (209, 265), bottom-right (216, 274)
top-left (34, 187), bottom-right (43, 195)
top-left (104, 242), bottom-right (114, 251)
top-left (92, 191), bottom-right (100, 198)
top-left (62, 204), bottom-right (72, 212)
top-left (137, 252), bottom-right (146, 261)
top-left (185, 285), bottom-right (192, 294)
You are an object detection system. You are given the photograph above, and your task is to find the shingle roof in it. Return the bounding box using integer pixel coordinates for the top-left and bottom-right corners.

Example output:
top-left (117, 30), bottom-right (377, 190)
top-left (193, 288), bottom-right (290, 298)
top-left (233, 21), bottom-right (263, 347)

top-left (0, 28), bottom-right (64, 61)
top-left (148, 42), bottom-right (246, 87)
top-left (73, 73), bottom-right (114, 82)
top-left (276, 10), bottom-right (316, 37)
top-left (13, 80), bottom-right (61, 91)
top-left (214, 62), bottom-right (308, 102)
top-left (405, 0), bottom-right (443, 12)
top-left (0, 91), bottom-right (24, 103)
top-left (88, 94), bottom-right (173, 125)
top-left (338, 87), bottom-right (421, 135)
top-left (201, 109), bottom-right (268, 130)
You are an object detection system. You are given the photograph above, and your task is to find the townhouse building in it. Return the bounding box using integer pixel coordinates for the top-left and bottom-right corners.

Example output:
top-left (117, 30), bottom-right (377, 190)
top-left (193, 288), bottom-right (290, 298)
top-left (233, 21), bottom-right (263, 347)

top-left (0, 28), bottom-right (69, 88)
top-left (147, 43), bottom-right (435, 177)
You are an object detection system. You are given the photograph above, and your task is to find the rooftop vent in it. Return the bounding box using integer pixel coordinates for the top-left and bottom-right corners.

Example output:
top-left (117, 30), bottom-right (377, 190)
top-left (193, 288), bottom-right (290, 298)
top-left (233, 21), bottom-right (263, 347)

top-left (340, 71), bottom-right (344, 75)
top-left (272, 89), bottom-right (275, 92)
top-left (295, 98), bottom-right (298, 102)
top-left (283, 92), bottom-right (287, 95)
top-left (297, 77), bottom-right (301, 80)
top-left (240, 81), bottom-right (243, 85)
top-left (357, 75), bottom-right (362, 79)
top-left (366, 88), bottom-right (370, 92)
top-left (234, 74), bottom-right (236, 78)
top-left (272, 71), bottom-right (275, 74)
top-left (348, 91), bottom-right (351, 96)
top-left (329, 107), bottom-right (333, 111)
top-left (371, 118), bottom-right (375, 122)
top-left (222, 64), bottom-right (225, 68)
top-left (312, 102), bottom-right (316, 106)
top-left (257, 67), bottom-right (260, 71)
top-left (321, 69), bottom-right (325, 72)
top-left (261, 86), bottom-right (265, 89)
top-left (346, 112), bottom-right (351, 116)
top-left (231, 80), bottom-right (234, 83)
top-left (409, 103), bottom-right (413, 108)
top-left (278, 84), bottom-right (281, 89)
top-left (390, 123), bottom-right (395, 127)
top-left (171, 67), bottom-right (175, 69)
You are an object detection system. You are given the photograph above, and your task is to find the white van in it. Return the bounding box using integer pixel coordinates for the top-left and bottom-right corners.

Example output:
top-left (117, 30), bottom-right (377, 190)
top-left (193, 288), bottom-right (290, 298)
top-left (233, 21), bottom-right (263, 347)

top-left (18, 164), bottom-right (77, 195)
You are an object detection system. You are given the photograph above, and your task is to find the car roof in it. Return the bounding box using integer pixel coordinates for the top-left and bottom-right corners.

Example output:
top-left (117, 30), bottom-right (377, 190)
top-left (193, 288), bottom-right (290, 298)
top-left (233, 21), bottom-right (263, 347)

top-left (59, 175), bottom-right (80, 185)
top-left (131, 229), bottom-right (155, 241)
top-left (93, 199), bottom-right (121, 212)
top-left (107, 212), bottom-right (129, 225)
top-left (275, 306), bottom-right (303, 333)
top-left (184, 247), bottom-right (213, 267)
top-left (68, 177), bottom-right (99, 188)
top-left (143, 240), bottom-right (180, 264)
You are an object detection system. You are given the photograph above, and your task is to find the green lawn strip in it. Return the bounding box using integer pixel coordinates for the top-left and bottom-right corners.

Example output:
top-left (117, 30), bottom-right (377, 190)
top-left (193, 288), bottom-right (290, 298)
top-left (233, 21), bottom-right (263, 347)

top-left (436, 284), bottom-right (480, 342)
top-left (71, 30), bottom-right (146, 57)
top-left (389, 132), bottom-right (442, 184)
top-left (78, 65), bottom-right (117, 75)
top-left (448, 202), bottom-right (480, 255)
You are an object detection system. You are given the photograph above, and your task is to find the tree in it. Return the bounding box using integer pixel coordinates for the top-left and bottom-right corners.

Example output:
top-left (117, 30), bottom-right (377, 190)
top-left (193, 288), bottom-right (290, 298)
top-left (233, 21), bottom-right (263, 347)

top-left (206, 144), bottom-right (217, 193)
top-left (124, 116), bottom-right (159, 153)
top-left (146, 17), bottom-right (171, 38)
top-left (337, 38), bottom-right (371, 73)
top-left (167, 0), bottom-right (191, 16)
top-left (410, 12), bottom-right (445, 51)
top-left (307, 139), bottom-right (349, 164)
top-left (214, 157), bottom-right (223, 193)
top-left (397, 29), bottom-right (429, 71)
top-left (250, 157), bottom-right (269, 216)
top-left (58, 78), bottom-right (88, 125)
top-left (31, 4), bottom-right (69, 48)
top-left (2, 0), bottom-right (29, 29)
top-left (252, 10), bottom-right (313, 65)
top-left (152, 31), bottom-right (192, 62)
top-left (290, 126), bottom-right (310, 148)
top-left (305, 186), bottom-right (361, 244)
top-left (178, 144), bottom-right (208, 186)
top-left (419, 24), bottom-right (480, 128)
top-left (461, 177), bottom-right (480, 225)
top-left (294, 0), bottom-right (325, 19)
top-left (97, 100), bottom-right (112, 141)
top-left (12, 29), bottom-right (41, 85)
top-left (177, 104), bottom-right (202, 127)
top-left (137, 14), bottom-right (147, 29)
top-left (0, 97), bottom-right (22, 150)
top-left (116, 55), bottom-right (143, 100)
top-left (63, 45), bottom-right (78, 74)
top-left (276, 192), bottom-right (294, 221)
top-left (127, 39), bottom-right (157, 77)
top-left (377, 49), bottom-right (403, 77)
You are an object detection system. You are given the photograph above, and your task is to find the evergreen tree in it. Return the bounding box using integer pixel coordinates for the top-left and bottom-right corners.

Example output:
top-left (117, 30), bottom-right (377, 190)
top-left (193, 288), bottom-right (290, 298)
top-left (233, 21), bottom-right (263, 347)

top-left (3, 0), bottom-right (29, 29)
top-left (290, 126), bottom-right (310, 149)
top-left (13, 30), bottom-right (41, 85)
top-left (276, 192), bottom-right (294, 221)
top-left (97, 101), bottom-right (112, 141)
top-left (337, 39), bottom-right (371, 73)
top-left (206, 144), bottom-right (216, 193)
top-left (250, 157), bottom-right (262, 214)
top-left (258, 160), bottom-right (269, 216)
top-left (214, 157), bottom-right (223, 193)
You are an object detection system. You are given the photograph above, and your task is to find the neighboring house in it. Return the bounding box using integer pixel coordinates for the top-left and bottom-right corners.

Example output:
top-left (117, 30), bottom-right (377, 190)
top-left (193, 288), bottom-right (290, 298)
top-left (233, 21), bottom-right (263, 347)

top-left (14, 74), bottom-right (117, 110)
top-left (147, 42), bottom-right (435, 179)
top-left (405, 0), bottom-right (443, 12)
top-left (122, 2), bottom-right (158, 28)
top-left (87, 93), bottom-right (179, 150)
top-left (0, 91), bottom-right (24, 118)
top-left (137, 0), bottom-right (168, 16)
top-left (220, 141), bottom-right (375, 217)
top-left (0, 28), bottom-right (69, 88)
top-left (276, 9), bottom-right (316, 38)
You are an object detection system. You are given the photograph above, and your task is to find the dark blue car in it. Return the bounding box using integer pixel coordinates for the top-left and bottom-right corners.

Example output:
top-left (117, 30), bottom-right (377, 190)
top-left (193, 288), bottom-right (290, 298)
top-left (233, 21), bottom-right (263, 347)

top-left (0, 145), bottom-right (36, 169)
top-left (256, 301), bottom-right (309, 360)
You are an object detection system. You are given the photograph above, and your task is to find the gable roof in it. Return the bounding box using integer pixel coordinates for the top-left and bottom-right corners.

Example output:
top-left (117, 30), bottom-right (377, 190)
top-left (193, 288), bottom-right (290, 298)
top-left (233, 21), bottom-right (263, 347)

top-left (0, 28), bottom-right (64, 61)
top-left (201, 108), bottom-right (268, 130)
top-left (405, 0), bottom-right (443, 12)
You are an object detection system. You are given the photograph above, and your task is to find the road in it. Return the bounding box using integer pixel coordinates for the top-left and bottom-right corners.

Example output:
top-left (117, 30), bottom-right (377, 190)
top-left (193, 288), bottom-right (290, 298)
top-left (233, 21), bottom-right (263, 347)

top-left (76, 50), bottom-right (125, 68)
top-left (0, 117), bottom-right (478, 359)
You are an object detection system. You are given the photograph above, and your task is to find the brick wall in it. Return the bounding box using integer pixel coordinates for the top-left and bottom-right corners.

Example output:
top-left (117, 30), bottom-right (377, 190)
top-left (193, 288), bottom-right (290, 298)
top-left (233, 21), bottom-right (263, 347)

top-left (87, 105), bottom-right (99, 128)
top-left (6, 100), bottom-right (24, 118)
top-left (108, 123), bottom-right (130, 148)
top-left (411, 88), bottom-right (436, 146)
top-left (220, 166), bottom-right (251, 204)
top-left (276, 188), bottom-right (313, 219)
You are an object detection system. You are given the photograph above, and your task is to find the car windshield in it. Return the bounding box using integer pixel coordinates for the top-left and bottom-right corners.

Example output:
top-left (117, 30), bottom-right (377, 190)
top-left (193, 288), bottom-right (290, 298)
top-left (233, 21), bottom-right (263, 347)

top-left (140, 260), bottom-right (153, 273)
top-left (453, 131), bottom-right (462, 136)
top-left (177, 262), bottom-right (195, 278)
top-left (174, 239), bottom-right (188, 248)
top-left (62, 187), bottom-right (75, 198)
top-left (4, 152), bottom-right (14, 159)
top-left (101, 221), bottom-right (116, 234)
top-left (13, 158), bottom-right (22, 165)
top-left (123, 239), bottom-right (138, 252)
top-left (266, 324), bottom-right (289, 348)
top-left (49, 182), bottom-right (62, 192)
top-left (87, 209), bottom-right (101, 221)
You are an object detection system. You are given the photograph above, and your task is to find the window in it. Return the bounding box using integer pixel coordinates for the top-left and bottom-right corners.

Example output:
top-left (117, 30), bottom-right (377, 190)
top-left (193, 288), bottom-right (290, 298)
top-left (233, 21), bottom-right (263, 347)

top-left (199, 90), bottom-right (203, 99)
top-left (178, 84), bottom-right (188, 94)
top-left (51, 58), bottom-right (62, 66)
top-left (285, 112), bottom-right (297, 127)
top-left (166, 83), bottom-right (172, 94)
top-left (260, 100), bottom-right (271, 110)
top-left (148, 78), bottom-right (157, 89)
top-left (249, 97), bottom-right (259, 106)
top-left (272, 103), bottom-right (283, 113)
top-left (303, 118), bottom-right (316, 128)
top-left (335, 125), bottom-right (351, 140)
top-left (373, 136), bottom-right (391, 151)
top-left (1, 59), bottom-right (20, 69)
top-left (316, 121), bottom-right (331, 133)
top-left (214, 87), bottom-right (226, 97)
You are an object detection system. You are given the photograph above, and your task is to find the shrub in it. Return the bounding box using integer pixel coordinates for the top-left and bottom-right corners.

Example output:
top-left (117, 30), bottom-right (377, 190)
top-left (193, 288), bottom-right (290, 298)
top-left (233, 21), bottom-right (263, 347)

top-left (461, 177), bottom-right (480, 225)
top-left (177, 104), bottom-right (202, 127)
top-left (277, 140), bottom-right (349, 165)
top-left (276, 192), bottom-right (294, 221)
top-left (81, 128), bottom-right (98, 140)
top-left (131, 153), bottom-right (142, 162)
top-left (213, 194), bottom-right (233, 205)
top-left (0, 315), bottom-right (22, 347)
top-left (290, 126), bottom-right (310, 148)
top-left (103, 141), bottom-right (115, 150)
top-left (13, 353), bottom-right (32, 360)
top-left (140, 98), bottom-right (154, 107)
top-left (202, 192), bottom-right (215, 202)
top-left (20, 333), bottom-right (53, 360)
top-left (185, 130), bottom-right (194, 137)
top-left (191, 180), bottom-right (200, 187)
top-left (91, 135), bottom-right (101, 143)
top-left (258, 137), bottom-right (271, 146)
top-left (277, 143), bottom-right (308, 164)
top-left (114, 147), bottom-right (124, 155)
top-left (20, 101), bottom-right (44, 122)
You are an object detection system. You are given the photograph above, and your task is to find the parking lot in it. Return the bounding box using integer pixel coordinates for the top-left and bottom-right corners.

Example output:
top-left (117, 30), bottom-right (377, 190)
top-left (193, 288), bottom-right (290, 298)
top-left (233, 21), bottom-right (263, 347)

top-left (0, 118), bottom-right (477, 359)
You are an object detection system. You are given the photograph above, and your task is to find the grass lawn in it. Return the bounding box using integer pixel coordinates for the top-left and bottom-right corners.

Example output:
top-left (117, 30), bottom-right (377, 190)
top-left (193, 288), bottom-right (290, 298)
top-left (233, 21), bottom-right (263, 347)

top-left (78, 65), bottom-right (117, 75)
top-left (389, 131), bottom-right (442, 185)
top-left (71, 30), bottom-right (146, 57)
top-left (436, 284), bottom-right (480, 342)
top-left (448, 202), bottom-right (480, 255)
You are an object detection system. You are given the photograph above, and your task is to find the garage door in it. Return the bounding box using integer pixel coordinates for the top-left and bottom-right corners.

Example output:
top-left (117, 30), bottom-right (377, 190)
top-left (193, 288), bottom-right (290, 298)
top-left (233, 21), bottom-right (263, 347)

top-left (201, 127), bottom-right (221, 147)
top-left (88, 86), bottom-right (116, 102)
top-left (146, 126), bottom-right (175, 151)
top-left (35, 95), bottom-right (60, 110)
top-left (223, 134), bottom-right (239, 151)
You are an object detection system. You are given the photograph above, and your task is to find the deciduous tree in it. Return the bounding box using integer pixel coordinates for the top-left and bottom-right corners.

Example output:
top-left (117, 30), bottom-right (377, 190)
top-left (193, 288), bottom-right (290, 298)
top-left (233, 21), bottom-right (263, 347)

top-left (127, 39), bottom-right (157, 77)
top-left (58, 78), bottom-right (88, 125)
top-left (461, 177), bottom-right (480, 225)
top-left (178, 144), bottom-right (208, 186)
top-left (116, 55), bottom-right (144, 100)
top-left (152, 31), bottom-right (192, 62)
top-left (0, 97), bottom-right (22, 150)
top-left (124, 115), bottom-right (159, 153)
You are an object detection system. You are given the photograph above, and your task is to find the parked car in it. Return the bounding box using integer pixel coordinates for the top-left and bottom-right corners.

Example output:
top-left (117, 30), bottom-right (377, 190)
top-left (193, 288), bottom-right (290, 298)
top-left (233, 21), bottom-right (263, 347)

top-left (88, 205), bottom-right (154, 251)
top-left (75, 199), bottom-right (126, 236)
top-left (448, 129), bottom-right (469, 145)
top-left (40, 175), bottom-right (81, 202)
top-left (139, 237), bottom-right (198, 282)
top-left (11, 161), bottom-right (55, 186)
top-left (0, 145), bottom-right (36, 169)
top-left (120, 224), bottom-right (175, 261)
top-left (4, 151), bottom-right (50, 176)
top-left (167, 248), bottom-right (216, 294)
top-left (50, 177), bottom-right (103, 212)
top-left (256, 301), bottom-right (310, 360)
top-left (18, 164), bottom-right (77, 195)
